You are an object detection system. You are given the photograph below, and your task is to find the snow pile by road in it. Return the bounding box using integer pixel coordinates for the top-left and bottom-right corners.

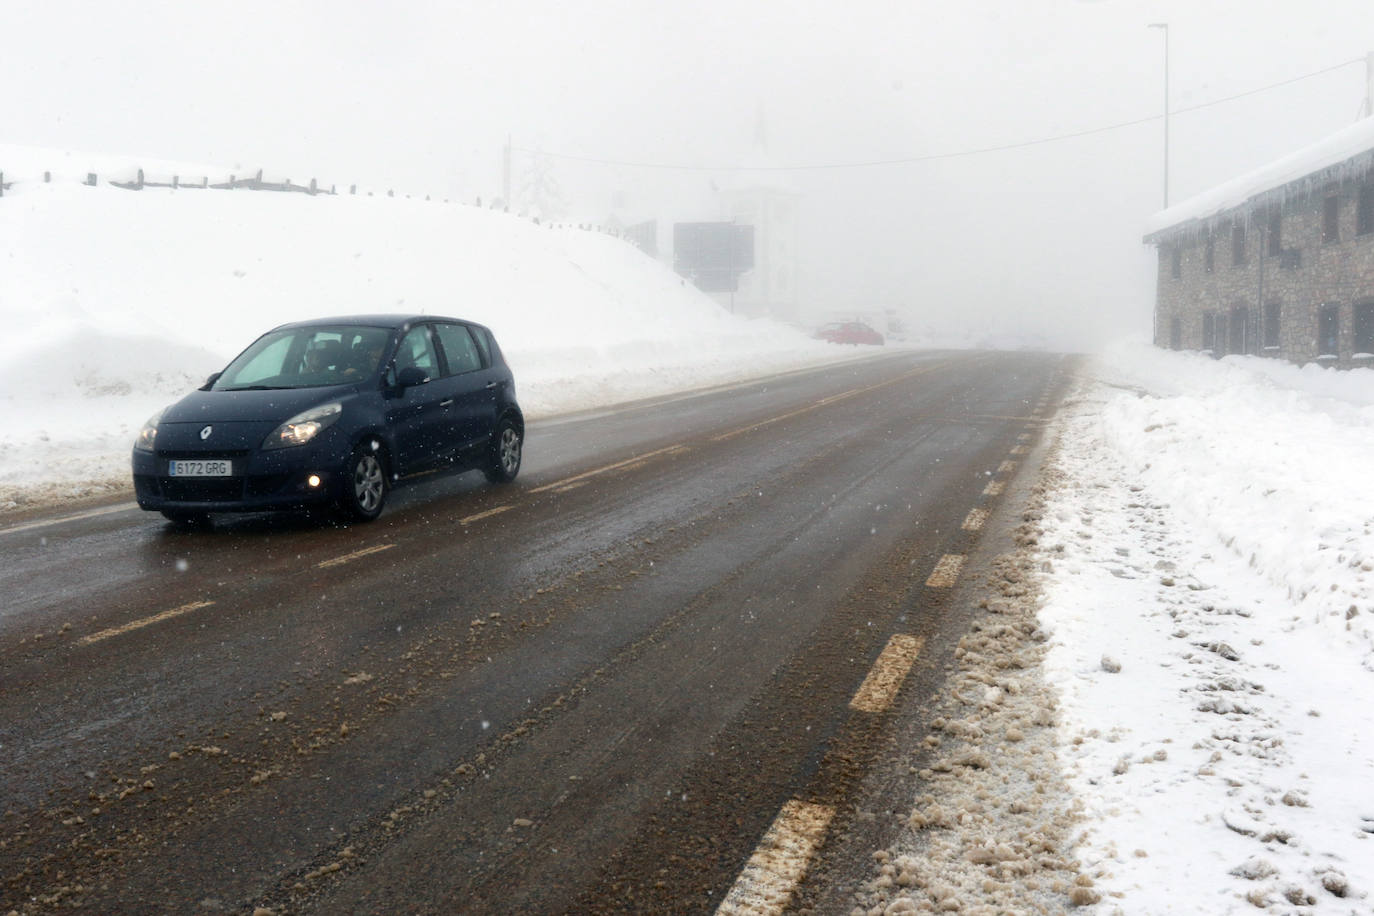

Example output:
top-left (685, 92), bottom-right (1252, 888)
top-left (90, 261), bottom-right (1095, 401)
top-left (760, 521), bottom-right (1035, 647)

top-left (0, 145), bottom-right (855, 509)
top-left (1041, 343), bottom-right (1374, 913)
top-left (853, 342), bottom-right (1373, 915)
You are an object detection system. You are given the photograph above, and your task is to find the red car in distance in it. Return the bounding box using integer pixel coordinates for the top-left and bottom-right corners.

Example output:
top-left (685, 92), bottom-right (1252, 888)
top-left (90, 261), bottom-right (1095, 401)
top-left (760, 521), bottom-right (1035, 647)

top-left (814, 321), bottom-right (885, 346)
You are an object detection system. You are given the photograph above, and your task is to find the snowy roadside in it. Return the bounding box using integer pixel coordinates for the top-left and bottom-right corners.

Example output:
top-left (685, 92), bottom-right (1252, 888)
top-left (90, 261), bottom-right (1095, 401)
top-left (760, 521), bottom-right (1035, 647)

top-left (849, 344), bottom-right (1374, 915)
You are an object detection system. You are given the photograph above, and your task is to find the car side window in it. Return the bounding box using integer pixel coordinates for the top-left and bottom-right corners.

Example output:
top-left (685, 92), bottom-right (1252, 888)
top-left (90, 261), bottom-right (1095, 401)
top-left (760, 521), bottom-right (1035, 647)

top-left (469, 326), bottom-right (494, 367)
top-left (395, 325), bottom-right (438, 377)
top-left (435, 323), bottom-right (484, 375)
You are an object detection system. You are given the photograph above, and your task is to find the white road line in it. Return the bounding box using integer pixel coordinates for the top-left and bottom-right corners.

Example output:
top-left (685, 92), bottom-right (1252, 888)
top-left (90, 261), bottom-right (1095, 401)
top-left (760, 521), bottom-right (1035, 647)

top-left (79, 600), bottom-right (215, 646)
top-left (961, 508), bottom-right (988, 532)
top-left (459, 505), bottom-right (513, 526)
top-left (316, 543), bottom-right (395, 568)
top-left (0, 502), bottom-right (139, 537)
top-left (982, 480), bottom-right (1005, 497)
top-left (925, 554), bottom-right (965, 588)
top-left (715, 799), bottom-right (835, 916)
top-left (850, 634), bottom-right (925, 713)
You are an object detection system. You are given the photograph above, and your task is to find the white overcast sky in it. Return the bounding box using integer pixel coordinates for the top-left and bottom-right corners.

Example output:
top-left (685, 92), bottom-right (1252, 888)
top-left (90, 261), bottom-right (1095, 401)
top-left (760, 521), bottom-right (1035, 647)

top-left (5, 0), bottom-right (1374, 347)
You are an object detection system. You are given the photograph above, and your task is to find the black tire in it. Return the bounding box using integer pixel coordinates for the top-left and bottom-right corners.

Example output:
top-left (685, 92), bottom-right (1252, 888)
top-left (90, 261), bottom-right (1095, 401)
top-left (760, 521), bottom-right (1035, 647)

top-left (339, 441), bottom-right (387, 521)
top-left (161, 509), bottom-right (210, 528)
top-left (483, 417), bottom-right (523, 484)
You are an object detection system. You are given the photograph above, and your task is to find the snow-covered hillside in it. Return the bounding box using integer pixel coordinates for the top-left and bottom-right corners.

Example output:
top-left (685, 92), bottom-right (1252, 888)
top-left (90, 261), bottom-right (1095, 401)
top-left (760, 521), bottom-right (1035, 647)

top-left (0, 146), bottom-right (853, 507)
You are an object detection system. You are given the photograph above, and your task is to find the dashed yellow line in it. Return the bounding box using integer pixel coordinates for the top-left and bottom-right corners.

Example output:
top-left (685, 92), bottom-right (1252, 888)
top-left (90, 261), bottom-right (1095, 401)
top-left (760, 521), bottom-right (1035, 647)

top-left (528, 444), bottom-right (688, 494)
top-left (716, 800), bottom-right (835, 915)
top-left (459, 505), bottom-right (513, 526)
top-left (925, 554), bottom-right (965, 588)
top-left (961, 508), bottom-right (988, 532)
top-left (983, 480), bottom-right (1005, 497)
top-left (711, 362), bottom-right (950, 444)
top-left (1010, 445), bottom-right (1029, 456)
top-left (316, 543), bottom-right (395, 568)
top-left (998, 460), bottom-right (1017, 474)
top-left (79, 600), bottom-right (215, 646)
top-left (850, 634), bottom-right (925, 713)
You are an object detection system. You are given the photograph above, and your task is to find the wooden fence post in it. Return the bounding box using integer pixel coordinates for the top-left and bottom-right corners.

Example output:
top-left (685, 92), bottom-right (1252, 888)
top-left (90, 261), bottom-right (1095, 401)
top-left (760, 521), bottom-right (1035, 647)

top-left (86, 173), bottom-right (97, 186)
top-left (0, 171), bottom-right (5, 197)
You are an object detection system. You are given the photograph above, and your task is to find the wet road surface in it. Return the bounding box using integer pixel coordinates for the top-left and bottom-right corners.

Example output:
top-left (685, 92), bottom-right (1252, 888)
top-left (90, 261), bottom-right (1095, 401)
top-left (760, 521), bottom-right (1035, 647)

top-left (0, 350), bottom-right (1073, 914)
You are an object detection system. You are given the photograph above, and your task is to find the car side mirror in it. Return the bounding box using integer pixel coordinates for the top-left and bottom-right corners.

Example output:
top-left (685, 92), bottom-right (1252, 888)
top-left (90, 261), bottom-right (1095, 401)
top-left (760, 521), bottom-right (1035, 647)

top-left (202, 371), bottom-right (222, 390)
top-left (396, 366), bottom-right (429, 389)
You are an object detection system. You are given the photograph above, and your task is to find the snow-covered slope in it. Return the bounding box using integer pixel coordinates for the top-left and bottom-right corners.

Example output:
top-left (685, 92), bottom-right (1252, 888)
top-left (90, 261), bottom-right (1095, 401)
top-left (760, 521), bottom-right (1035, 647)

top-left (0, 147), bottom-right (850, 507)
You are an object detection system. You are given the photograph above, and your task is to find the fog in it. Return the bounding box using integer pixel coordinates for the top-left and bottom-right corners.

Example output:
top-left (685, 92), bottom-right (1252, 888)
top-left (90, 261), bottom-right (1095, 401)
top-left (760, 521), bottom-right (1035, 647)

top-left (5, 0), bottom-right (1373, 350)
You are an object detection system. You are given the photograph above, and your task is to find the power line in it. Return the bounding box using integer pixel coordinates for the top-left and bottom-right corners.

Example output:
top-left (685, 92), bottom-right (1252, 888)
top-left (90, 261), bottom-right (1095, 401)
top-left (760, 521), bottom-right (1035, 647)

top-left (518, 56), bottom-right (1366, 173)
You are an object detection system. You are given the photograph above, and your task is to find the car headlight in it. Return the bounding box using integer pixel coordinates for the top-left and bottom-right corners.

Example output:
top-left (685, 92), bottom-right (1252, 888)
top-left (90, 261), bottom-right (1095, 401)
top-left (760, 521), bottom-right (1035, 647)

top-left (135, 408), bottom-right (166, 451)
top-left (263, 402), bottom-right (343, 450)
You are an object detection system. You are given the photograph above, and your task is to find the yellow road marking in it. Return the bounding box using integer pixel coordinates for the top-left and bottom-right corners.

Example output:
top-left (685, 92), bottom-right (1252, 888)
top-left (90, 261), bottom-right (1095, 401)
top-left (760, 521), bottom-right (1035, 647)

top-left (0, 502), bottom-right (139, 537)
top-left (1018, 433), bottom-right (1031, 441)
top-left (316, 543), bottom-right (395, 568)
top-left (459, 505), bottom-right (513, 526)
top-left (925, 554), bottom-right (965, 588)
top-left (79, 600), bottom-right (215, 646)
top-left (711, 362), bottom-right (951, 444)
top-left (528, 444), bottom-right (688, 494)
top-left (962, 508), bottom-right (988, 532)
top-left (983, 480), bottom-right (1005, 497)
top-left (1011, 445), bottom-right (1029, 456)
top-left (998, 460), bottom-right (1017, 474)
top-left (850, 634), bottom-right (925, 713)
top-left (716, 800), bottom-right (835, 915)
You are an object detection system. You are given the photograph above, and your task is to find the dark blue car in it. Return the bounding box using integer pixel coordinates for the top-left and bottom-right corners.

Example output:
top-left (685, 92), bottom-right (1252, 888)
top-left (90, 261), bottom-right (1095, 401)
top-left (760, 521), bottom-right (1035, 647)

top-left (132, 314), bottom-right (523, 525)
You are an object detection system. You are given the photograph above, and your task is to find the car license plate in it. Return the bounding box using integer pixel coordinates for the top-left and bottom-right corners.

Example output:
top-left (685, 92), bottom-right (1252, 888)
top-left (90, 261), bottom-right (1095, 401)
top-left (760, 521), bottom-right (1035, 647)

top-left (168, 459), bottom-right (233, 477)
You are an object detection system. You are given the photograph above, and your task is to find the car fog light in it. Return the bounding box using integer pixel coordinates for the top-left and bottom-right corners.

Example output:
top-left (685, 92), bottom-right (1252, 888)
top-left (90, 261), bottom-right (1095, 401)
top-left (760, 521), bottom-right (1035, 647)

top-left (307, 474), bottom-right (322, 488)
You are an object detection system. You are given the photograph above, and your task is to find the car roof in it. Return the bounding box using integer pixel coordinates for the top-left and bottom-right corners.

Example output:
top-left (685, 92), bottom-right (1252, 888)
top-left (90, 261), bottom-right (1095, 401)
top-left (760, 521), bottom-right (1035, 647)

top-left (268, 314), bottom-right (480, 332)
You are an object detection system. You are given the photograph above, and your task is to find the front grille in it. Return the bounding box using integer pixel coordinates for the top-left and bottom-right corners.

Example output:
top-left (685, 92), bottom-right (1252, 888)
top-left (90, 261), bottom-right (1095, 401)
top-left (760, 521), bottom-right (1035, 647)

top-left (157, 478), bottom-right (246, 502)
top-left (156, 449), bottom-right (252, 461)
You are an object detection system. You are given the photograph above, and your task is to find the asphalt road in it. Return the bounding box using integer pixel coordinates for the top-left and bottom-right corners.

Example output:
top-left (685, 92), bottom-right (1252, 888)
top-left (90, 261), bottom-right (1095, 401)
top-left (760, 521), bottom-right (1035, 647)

top-left (0, 349), bottom-right (1073, 915)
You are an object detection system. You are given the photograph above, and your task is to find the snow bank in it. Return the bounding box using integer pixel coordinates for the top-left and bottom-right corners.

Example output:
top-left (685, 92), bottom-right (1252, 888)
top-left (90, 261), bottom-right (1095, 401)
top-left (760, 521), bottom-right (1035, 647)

top-left (0, 151), bottom-right (853, 509)
top-left (1038, 342), bottom-right (1374, 912)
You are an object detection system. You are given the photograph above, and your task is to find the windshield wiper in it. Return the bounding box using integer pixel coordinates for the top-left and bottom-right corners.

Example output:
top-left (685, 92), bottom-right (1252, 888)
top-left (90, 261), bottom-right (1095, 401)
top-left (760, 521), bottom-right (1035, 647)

top-left (220, 385), bottom-right (291, 391)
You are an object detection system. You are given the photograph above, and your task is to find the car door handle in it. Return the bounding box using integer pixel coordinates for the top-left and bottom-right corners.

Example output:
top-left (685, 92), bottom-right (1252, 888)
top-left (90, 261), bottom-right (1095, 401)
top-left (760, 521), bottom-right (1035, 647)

top-left (485, 381), bottom-right (500, 390)
top-left (440, 399), bottom-right (454, 408)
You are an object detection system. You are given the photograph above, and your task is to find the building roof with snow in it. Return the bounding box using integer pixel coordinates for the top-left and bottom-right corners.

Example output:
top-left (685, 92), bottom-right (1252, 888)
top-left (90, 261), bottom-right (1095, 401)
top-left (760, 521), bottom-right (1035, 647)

top-left (1143, 117), bottom-right (1374, 243)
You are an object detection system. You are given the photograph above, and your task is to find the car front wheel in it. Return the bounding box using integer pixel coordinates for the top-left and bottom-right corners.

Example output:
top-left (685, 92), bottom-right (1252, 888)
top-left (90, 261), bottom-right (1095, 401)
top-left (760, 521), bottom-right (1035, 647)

top-left (483, 418), bottom-right (522, 483)
top-left (339, 442), bottom-right (387, 521)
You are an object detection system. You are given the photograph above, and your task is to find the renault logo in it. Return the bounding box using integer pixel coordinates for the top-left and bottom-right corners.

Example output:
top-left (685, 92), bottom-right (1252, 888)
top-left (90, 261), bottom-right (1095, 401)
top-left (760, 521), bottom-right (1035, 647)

top-left (200, 425), bottom-right (213, 440)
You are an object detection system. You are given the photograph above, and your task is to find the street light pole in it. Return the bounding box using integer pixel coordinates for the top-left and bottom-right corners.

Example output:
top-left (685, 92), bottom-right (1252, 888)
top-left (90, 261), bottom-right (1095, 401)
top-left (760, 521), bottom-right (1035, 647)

top-left (1149, 22), bottom-right (1169, 208)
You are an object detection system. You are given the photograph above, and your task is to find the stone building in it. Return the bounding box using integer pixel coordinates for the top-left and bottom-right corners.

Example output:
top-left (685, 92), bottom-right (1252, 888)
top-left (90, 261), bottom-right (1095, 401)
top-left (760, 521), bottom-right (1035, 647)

top-left (1145, 118), bottom-right (1374, 367)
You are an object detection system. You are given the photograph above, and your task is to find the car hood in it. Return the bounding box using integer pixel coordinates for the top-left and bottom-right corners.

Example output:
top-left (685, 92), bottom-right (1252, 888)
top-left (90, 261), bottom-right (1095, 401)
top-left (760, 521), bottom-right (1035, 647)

top-left (161, 386), bottom-right (357, 425)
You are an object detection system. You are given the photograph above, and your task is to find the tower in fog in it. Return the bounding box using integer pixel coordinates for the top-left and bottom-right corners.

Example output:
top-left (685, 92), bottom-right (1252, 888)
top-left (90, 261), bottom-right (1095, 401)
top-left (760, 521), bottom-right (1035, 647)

top-left (717, 109), bottom-right (801, 324)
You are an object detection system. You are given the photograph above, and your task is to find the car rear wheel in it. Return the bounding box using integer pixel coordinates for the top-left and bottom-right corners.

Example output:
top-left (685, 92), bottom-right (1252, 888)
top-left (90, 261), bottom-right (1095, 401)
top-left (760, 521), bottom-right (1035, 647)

top-left (483, 418), bottom-right (522, 483)
top-left (339, 442), bottom-right (387, 521)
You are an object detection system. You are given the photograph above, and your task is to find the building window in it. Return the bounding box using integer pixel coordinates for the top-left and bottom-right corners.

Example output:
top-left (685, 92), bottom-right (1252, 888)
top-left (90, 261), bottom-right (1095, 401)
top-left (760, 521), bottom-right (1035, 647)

top-left (1232, 224), bottom-right (1247, 266)
top-left (1324, 195), bottom-right (1340, 243)
top-left (1318, 304), bottom-right (1341, 357)
top-left (1355, 302), bottom-right (1374, 356)
top-left (1359, 186), bottom-right (1374, 236)
top-left (1263, 301), bottom-right (1281, 353)
top-left (1267, 211), bottom-right (1282, 256)
top-left (1204, 234), bottom-right (1215, 272)
top-left (1170, 246), bottom-right (1182, 280)
top-left (1230, 307), bottom-right (1250, 355)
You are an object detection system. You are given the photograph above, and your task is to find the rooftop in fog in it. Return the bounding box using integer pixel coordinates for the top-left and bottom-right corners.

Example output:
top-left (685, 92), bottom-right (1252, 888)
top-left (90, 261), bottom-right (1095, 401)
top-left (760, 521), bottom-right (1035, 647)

top-left (1143, 116), bottom-right (1374, 243)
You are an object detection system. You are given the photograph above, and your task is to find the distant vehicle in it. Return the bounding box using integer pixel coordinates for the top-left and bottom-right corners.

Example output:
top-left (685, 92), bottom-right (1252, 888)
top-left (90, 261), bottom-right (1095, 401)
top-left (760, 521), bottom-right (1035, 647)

top-left (132, 314), bottom-right (523, 526)
top-left (814, 321), bottom-right (885, 346)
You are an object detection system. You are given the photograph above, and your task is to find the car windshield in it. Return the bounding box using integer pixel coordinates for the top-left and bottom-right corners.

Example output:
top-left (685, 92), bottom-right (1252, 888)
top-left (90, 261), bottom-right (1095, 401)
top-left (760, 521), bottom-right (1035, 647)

top-left (212, 325), bottom-right (393, 390)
